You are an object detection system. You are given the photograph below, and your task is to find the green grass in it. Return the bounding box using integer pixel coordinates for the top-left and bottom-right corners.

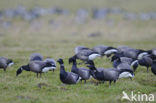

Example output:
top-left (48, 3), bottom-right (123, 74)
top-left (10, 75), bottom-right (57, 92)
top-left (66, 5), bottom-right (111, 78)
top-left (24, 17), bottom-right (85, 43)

top-left (0, 0), bottom-right (156, 103)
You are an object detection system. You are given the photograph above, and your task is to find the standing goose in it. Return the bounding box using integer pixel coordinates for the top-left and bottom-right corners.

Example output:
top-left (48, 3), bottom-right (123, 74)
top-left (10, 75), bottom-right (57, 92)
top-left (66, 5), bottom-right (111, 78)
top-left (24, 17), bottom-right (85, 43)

top-left (138, 56), bottom-right (153, 72)
top-left (0, 57), bottom-right (14, 71)
top-left (69, 56), bottom-right (91, 83)
top-left (16, 61), bottom-right (56, 78)
top-left (44, 58), bottom-right (56, 72)
top-left (57, 58), bottom-right (81, 84)
top-left (30, 53), bottom-right (43, 61)
top-left (151, 61), bottom-right (156, 75)
top-left (86, 60), bottom-right (134, 86)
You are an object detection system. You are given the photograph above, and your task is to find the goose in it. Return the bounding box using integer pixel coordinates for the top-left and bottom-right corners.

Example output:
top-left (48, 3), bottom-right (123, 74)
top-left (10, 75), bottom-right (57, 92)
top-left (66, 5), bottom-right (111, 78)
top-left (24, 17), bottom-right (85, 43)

top-left (137, 55), bottom-right (153, 72)
top-left (151, 60), bottom-right (156, 75)
top-left (16, 61), bottom-right (56, 77)
top-left (117, 46), bottom-right (149, 60)
top-left (75, 46), bottom-right (90, 54)
top-left (92, 45), bottom-right (109, 56)
top-left (57, 58), bottom-right (81, 84)
top-left (112, 57), bottom-right (138, 71)
top-left (30, 53), bottom-right (43, 61)
top-left (86, 62), bottom-right (134, 86)
top-left (44, 58), bottom-right (56, 72)
top-left (0, 57), bottom-right (14, 71)
top-left (103, 47), bottom-right (118, 58)
top-left (69, 56), bottom-right (91, 83)
top-left (72, 49), bottom-right (101, 62)
top-left (86, 60), bottom-right (134, 83)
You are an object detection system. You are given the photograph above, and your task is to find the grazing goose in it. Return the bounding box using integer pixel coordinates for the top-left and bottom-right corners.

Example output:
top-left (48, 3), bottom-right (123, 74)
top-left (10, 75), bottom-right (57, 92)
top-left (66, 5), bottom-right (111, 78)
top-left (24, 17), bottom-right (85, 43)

top-left (0, 57), bottom-right (14, 71)
top-left (92, 45), bottom-right (109, 56)
top-left (86, 60), bottom-right (134, 78)
top-left (138, 56), bottom-right (153, 72)
top-left (112, 57), bottom-right (138, 71)
top-left (30, 53), bottom-right (43, 61)
top-left (75, 46), bottom-right (90, 54)
top-left (117, 46), bottom-right (149, 59)
top-left (57, 58), bottom-right (81, 84)
top-left (44, 58), bottom-right (56, 72)
top-left (151, 61), bottom-right (156, 75)
top-left (69, 56), bottom-right (91, 83)
top-left (73, 48), bottom-right (101, 62)
top-left (16, 61), bottom-right (56, 77)
top-left (103, 47), bottom-right (118, 58)
top-left (87, 63), bottom-right (134, 86)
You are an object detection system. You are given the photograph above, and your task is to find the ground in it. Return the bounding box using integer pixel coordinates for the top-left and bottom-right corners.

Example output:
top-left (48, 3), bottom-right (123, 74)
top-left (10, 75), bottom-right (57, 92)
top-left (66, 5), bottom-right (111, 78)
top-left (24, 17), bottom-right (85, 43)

top-left (0, 0), bottom-right (156, 103)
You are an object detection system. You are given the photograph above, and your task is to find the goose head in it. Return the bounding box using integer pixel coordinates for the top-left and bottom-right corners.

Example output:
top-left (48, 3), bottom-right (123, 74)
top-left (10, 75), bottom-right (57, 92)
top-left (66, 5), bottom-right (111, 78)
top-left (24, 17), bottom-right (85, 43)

top-left (57, 58), bottom-right (64, 64)
top-left (69, 56), bottom-right (76, 64)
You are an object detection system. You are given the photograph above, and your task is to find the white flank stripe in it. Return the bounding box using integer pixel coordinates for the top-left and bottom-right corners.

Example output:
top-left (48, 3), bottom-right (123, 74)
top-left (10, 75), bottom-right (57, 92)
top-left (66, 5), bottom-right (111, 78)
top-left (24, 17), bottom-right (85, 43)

top-left (119, 72), bottom-right (134, 78)
top-left (131, 60), bottom-right (138, 67)
top-left (42, 67), bottom-right (55, 72)
top-left (8, 63), bottom-right (14, 67)
top-left (89, 54), bottom-right (101, 60)
top-left (137, 52), bottom-right (148, 59)
top-left (104, 49), bottom-right (118, 55)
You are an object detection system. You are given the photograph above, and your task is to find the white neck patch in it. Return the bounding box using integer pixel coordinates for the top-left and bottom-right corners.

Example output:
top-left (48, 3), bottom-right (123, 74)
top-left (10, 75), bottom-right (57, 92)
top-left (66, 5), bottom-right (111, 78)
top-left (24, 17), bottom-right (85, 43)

top-left (131, 60), bottom-right (138, 67)
top-left (89, 54), bottom-right (101, 60)
top-left (8, 63), bottom-right (14, 67)
top-left (104, 49), bottom-right (118, 55)
top-left (137, 52), bottom-right (148, 59)
top-left (119, 72), bottom-right (134, 78)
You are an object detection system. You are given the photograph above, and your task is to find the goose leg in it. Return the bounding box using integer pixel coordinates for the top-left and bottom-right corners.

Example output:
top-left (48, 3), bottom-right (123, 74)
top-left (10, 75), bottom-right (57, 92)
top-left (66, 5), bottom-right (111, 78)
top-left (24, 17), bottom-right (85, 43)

top-left (36, 73), bottom-right (38, 78)
top-left (3, 68), bottom-right (6, 72)
top-left (113, 80), bottom-right (116, 84)
top-left (147, 67), bottom-right (149, 72)
top-left (53, 69), bottom-right (54, 72)
top-left (102, 81), bottom-right (105, 84)
top-left (109, 81), bottom-right (112, 87)
top-left (84, 80), bottom-right (86, 84)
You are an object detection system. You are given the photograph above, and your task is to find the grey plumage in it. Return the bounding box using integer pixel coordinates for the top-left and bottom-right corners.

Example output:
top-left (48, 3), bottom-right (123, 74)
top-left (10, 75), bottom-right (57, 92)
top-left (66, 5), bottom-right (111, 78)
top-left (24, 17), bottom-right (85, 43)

top-left (30, 53), bottom-right (43, 61)
top-left (16, 61), bottom-right (56, 77)
top-left (0, 57), bottom-right (14, 71)
top-left (92, 45), bottom-right (108, 56)
top-left (138, 56), bottom-right (153, 72)
top-left (73, 47), bottom-right (101, 62)
top-left (86, 60), bottom-right (134, 85)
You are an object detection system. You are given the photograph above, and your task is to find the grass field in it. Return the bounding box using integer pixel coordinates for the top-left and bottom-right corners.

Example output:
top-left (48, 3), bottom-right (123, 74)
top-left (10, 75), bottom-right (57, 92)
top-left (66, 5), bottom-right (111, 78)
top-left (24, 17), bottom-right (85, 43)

top-left (0, 0), bottom-right (156, 103)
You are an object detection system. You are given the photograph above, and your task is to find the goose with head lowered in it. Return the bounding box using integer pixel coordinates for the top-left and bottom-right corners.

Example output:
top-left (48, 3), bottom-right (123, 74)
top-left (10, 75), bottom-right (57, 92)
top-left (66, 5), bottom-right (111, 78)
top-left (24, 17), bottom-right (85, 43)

top-left (0, 57), bottom-right (14, 71)
top-left (57, 58), bottom-right (81, 84)
top-left (112, 56), bottom-right (138, 71)
top-left (44, 58), bottom-right (56, 72)
top-left (72, 46), bottom-right (101, 63)
top-left (16, 60), bottom-right (56, 78)
top-left (86, 60), bottom-right (134, 86)
top-left (69, 56), bottom-right (91, 83)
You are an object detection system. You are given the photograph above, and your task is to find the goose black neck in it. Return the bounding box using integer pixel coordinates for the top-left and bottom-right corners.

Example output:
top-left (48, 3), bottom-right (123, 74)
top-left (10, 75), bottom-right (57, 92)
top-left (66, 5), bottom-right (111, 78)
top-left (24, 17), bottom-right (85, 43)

top-left (22, 65), bottom-right (30, 71)
top-left (60, 64), bottom-right (66, 73)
